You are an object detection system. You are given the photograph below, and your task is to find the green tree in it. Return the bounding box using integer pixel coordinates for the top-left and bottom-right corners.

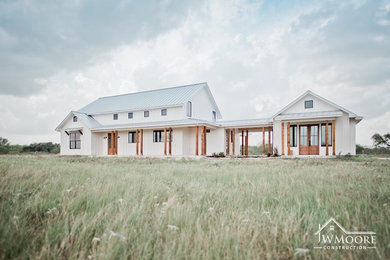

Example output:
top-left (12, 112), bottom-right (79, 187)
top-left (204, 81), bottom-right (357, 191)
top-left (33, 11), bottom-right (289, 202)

top-left (372, 133), bottom-right (390, 147)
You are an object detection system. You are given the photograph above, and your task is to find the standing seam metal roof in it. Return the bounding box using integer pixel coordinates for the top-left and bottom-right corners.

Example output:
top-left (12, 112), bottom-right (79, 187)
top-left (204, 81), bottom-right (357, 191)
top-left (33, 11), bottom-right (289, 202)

top-left (77, 83), bottom-right (207, 115)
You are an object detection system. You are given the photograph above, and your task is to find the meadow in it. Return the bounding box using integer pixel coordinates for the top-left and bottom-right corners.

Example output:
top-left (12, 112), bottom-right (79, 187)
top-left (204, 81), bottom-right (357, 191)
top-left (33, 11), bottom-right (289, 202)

top-left (0, 155), bottom-right (389, 259)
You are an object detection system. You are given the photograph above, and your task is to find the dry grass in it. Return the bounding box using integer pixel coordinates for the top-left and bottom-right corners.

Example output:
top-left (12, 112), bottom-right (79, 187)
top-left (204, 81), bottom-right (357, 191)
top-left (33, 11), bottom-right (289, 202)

top-left (0, 155), bottom-right (389, 259)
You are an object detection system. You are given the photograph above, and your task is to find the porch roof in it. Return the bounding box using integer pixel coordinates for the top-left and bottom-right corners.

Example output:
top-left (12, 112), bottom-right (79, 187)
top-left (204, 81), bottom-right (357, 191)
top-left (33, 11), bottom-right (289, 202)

top-left (218, 118), bottom-right (273, 128)
top-left (90, 118), bottom-right (219, 131)
top-left (274, 110), bottom-right (343, 121)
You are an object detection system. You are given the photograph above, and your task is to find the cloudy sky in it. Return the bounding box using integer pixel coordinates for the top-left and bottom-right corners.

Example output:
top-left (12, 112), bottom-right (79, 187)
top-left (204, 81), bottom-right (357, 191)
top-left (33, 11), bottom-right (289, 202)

top-left (0, 0), bottom-right (389, 146)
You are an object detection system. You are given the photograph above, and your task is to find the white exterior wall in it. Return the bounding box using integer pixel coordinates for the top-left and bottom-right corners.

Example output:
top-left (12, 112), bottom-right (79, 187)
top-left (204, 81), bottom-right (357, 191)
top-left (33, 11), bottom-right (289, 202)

top-left (60, 117), bottom-right (92, 155)
top-left (92, 106), bottom-right (185, 125)
top-left (207, 128), bottom-right (225, 155)
top-left (282, 93), bottom-right (337, 114)
top-left (189, 87), bottom-right (219, 121)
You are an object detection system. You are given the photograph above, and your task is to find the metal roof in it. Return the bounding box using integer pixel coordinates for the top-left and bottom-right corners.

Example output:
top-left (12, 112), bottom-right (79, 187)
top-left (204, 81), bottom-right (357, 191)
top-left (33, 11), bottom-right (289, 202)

top-left (274, 110), bottom-right (343, 120)
top-left (77, 82), bottom-right (214, 115)
top-left (218, 118), bottom-right (272, 127)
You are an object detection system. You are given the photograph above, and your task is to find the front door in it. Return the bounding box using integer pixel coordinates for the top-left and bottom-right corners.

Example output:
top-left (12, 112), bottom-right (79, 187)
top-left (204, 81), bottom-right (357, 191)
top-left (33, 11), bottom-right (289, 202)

top-left (108, 131), bottom-right (118, 155)
top-left (299, 125), bottom-right (319, 155)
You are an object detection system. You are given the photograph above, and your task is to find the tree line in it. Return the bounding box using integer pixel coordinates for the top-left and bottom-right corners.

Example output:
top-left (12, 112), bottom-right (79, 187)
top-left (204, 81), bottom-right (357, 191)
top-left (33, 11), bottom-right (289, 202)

top-left (0, 137), bottom-right (59, 154)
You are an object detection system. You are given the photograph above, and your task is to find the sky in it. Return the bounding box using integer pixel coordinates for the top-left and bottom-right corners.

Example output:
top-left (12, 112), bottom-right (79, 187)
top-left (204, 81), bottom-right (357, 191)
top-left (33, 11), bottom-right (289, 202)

top-left (0, 0), bottom-right (389, 146)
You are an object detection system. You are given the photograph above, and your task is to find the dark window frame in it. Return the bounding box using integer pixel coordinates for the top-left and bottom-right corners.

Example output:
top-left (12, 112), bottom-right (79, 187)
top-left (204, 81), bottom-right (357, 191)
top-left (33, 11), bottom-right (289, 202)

top-left (321, 123), bottom-right (333, 147)
top-left (113, 114), bottom-right (118, 120)
top-left (212, 111), bottom-right (217, 121)
top-left (144, 111), bottom-right (149, 117)
top-left (128, 112), bottom-right (133, 119)
top-left (290, 125), bottom-right (297, 147)
top-left (128, 131), bottom-right (136, 143)
top-left (73, 116), bottom-right (77, 122)
top-left (153, 130), bottom-right (172, 142)
top-left (304, 100), bottom-right (313, 109)
top-left (69, 132), bottom-right (81, 149)
top-left (186, 101), bottom-right (192, 117)
top-left (161, 109), bottom-right (167, 116)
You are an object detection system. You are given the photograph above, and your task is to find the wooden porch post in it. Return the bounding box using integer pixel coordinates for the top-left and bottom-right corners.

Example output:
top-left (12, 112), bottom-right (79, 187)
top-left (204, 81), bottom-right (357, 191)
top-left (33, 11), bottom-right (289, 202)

top-left (226, 129), bottom-right (230, 155)
top-left (203, 126), bottom-right (207, 156)
top-left (241, 130), bottom-right (244, 155)
top-left (164, 128), bottom-right (167, 156)
top-left (232, 129), bottom-right (235, 155)
top-left (245, 130), bottom-right (249, 156)
top-left (325, 121), bottom-right (329, 156)
top-left (262, 127), bottom-right (265, 155)
top-left (332, 120), bottom-right (336, 155)
top-left (140, 129), bottom-right (143, 156)
top-left (136, 129), bottom-right (139, 156)
top-left (201, 126), bottom-right (205, 156)
top-left (169, 128), bottom-right (172, 156)
top-left (287, 123), bottom-right (290, 156)
top-left (281, 122), bottom-right (285, 156)
top-left (268, 128), bottom-right (271, 154)
top-left (195, 126), bottom-right (199, 156)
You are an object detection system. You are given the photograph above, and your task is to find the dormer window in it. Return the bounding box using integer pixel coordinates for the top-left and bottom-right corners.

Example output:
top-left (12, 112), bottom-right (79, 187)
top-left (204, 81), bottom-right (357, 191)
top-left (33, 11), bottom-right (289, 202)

top-left (161, 109), bottom-right (167, 116)
top-left (304, 100), bottom-right (313, 109)
top-left (144, 111), bottom-right (149, 117)
top-left (113, 114), bottom-right (118, 120)
top-left (73, 116), bottom-right (78, 122)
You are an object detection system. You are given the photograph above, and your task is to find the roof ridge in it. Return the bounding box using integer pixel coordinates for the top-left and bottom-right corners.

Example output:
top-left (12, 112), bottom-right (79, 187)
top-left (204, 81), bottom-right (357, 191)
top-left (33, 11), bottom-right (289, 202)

top-left (98, 82), bottom-right (207, 99)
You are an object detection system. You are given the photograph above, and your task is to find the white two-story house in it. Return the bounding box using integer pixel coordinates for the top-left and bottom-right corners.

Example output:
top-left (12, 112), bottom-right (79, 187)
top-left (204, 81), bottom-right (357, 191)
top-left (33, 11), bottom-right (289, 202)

top-left (56, 83), bottom-right (362, 156)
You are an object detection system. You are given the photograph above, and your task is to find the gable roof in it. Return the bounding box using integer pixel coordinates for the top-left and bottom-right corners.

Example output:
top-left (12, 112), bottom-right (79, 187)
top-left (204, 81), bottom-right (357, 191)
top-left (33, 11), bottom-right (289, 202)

top-left (77, 82), bottom-right (222, 117)
top-left (314, 217), bottom-right (375, 235)
top-left (272, 90), bottom-right (362, 123)
top-left (55, 111), bottom-right (101, 131)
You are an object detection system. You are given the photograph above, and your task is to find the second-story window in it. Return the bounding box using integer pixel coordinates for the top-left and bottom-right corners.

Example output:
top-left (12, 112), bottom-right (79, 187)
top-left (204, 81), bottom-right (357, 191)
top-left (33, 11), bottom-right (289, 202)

top-left (186, 101), bottom-right (192, 117)
top-left (161, 109), bottom-right (167, 116)
top-left (73, 116), bottom-right (77, 122)
top-left (144, 111), bottom-right (149, 117)
top-left (304, 100), bottom-right (313, 109)
top-left (128, 112), bottom-right (133, 119)
top-left (113, 114), bottom-right (118, 120)
top-left (212, 111), bottom-right (217, 121)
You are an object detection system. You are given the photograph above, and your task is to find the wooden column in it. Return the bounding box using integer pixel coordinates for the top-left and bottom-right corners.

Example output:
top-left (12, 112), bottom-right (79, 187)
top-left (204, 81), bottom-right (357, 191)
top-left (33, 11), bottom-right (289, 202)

top-left (195, 126), bottom-right (199, 156)
top-left (332, 120), bottom-right (336, 155)
top-left (268, 129), bottom-right (271, 154)
top-left (226, 129), bottom-right (230, 155)
top-left (203, 126), bottom-right (207, 155)
top-left (201, 126), bottom-right (205, 156)
top-left (136, 129), bottom-right (139, 155)
top-left (140, 129), bottom-right (143, 156)
top-left (169, 128), bottom-right (172, 156)
top-left (281, 122), bottom-right (285, 156)
top-left (164, 128), bottom-right (167, 156)
top-left (232, 129), bottom-right (235, 155)
top-left (262, 127), bottom-right (265, 155)
top-left (325, 121), bottom-right (329, 156)
top-left (241, 130), bottom-right (244, 155)
top-left (287, 123), bottom-right (290, 156)
top-left (245, 130), bottom-right (249, 156)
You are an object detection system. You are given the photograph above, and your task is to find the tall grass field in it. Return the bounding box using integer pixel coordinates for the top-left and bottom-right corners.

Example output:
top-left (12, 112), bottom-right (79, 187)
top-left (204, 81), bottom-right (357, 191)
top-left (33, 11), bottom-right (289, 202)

top-left (0, 155), bottom-right (389, 259)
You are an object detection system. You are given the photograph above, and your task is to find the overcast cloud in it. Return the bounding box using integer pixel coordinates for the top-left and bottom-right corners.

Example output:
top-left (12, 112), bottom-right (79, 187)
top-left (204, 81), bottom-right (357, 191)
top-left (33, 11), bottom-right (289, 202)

top-left (0, 0), bottom-right (389, 146)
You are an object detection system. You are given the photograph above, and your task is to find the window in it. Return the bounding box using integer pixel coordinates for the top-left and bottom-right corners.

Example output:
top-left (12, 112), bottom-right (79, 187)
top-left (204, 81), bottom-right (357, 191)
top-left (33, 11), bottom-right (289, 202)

top-left (113, 114), bottom-right (118, 120)
top-left (144, 111), bottom-right (149, 117)
top-left (153, 130), bottom-right (172, 142)
top-left (290, 125), bottom-right (297, 147)
top-left (128, 112), bottom-right (133, 119)
top-left (186, 101), bottom-right (192, 117)
top-left (69, 132), bottom-right (81, 149)
top-left (304, 100), bottom-right (313, 109)
top-left (310, 125), bottom-right (319, 146)
top-left (300, 126), bottom-right (308, 146)
top-left (161, 109), bottom-right (167, 116)
top-left (212, 111), bottom-right (217, 121)
top-left (128, 131), bottom-right (136, 143)
top-left (73, 116), bottom-right (77, 122)
top-left (321, 123), bottom-right (332, 146)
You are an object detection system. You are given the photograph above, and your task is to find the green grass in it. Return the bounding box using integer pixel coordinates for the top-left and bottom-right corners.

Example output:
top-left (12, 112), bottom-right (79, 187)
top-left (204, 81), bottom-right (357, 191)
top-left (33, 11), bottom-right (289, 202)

top-left (0, 155), bottom-right (389, 259)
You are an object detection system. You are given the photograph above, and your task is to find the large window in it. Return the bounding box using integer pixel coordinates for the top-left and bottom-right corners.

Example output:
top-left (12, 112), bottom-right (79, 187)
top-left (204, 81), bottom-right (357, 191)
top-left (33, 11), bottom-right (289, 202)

top-left (290, 125), bottom-right (297, 147)
top-left (128, 132), bottom-right (136, 143)
top-left (310, 125), bottom-right (319, 146)
top-left (300, 126), bottom-right (308, 146)
top-left (153, 130), bottom-right (172, 142)
top-left (304, 100), bottom-right (313, 109)
top-left (321, 123), bottom-right (332, 146)
top-left (69, 132), bottom-right (81, 149)
top-left (186, 101), bottom-right (192, 117)
top-left (128, 112), bottom-right (133, 119)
